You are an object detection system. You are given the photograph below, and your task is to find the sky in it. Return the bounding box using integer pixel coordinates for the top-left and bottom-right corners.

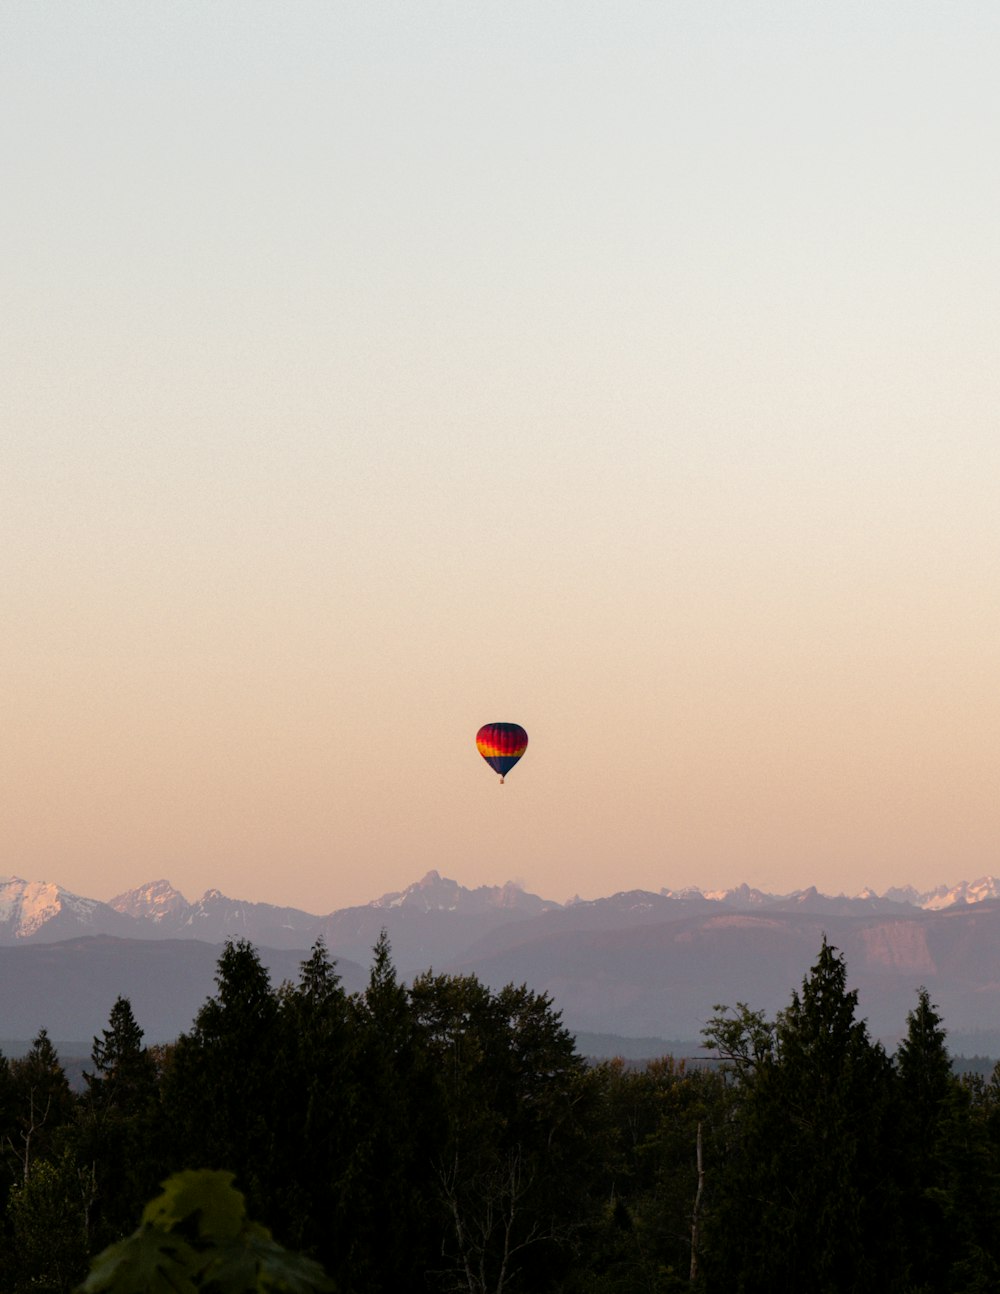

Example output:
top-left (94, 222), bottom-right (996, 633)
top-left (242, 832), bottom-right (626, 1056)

top-left (3, 2), bottom-right (999, 913)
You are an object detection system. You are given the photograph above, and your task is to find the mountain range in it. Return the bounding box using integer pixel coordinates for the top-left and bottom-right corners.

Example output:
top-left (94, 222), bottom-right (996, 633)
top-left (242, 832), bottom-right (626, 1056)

top-left (5, 871), bottom-right (1000, 1053)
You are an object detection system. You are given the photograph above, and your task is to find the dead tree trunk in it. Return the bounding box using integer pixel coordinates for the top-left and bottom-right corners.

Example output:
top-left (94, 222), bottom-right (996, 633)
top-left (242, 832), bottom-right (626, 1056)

top-left (689, 1120), bottom-right (704, 1284)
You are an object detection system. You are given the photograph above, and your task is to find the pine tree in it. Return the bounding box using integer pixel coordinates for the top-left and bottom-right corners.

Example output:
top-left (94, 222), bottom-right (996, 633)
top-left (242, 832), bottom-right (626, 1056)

top-left (78, 996), bottom-right (159, 1248)
top-left (85, 996), bottom-right (156, 1115)
top-left (160, 939), bottom-right (282, 1224)
top-left (703, 938), bottom-right (899, 1294)
top-left (954, 1062), bottom-right (1000, 1289)
top-left (6, 1030), bottom-right (75, 1184)
top-left (344, 930), bottom-right (442, 1293)
top-left (269, 940), bottom-right (360, 1264)
top-left (894, 987), bottom-right (995, 1291)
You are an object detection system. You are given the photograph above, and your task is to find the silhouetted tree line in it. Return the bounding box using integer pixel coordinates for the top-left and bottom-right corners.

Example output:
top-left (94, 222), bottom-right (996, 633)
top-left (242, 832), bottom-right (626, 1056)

top-left (2, 932), bottom-right (1000, 1292)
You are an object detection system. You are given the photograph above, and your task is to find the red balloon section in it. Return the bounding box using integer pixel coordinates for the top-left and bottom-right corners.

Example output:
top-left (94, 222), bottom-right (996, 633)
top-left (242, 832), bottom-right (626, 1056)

top-left (476, 723), bottom-right (528, 783)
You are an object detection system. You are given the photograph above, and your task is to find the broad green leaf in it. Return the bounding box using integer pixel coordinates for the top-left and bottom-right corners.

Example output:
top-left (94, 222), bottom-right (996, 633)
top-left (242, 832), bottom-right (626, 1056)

top-left (82, 1174), bottom-right (334, 1293)
top-left (204, 1226), bottom-right (334, 1293)
top-left (142, 1170), bottom-right (247, 1242)
top-left (80, 1227), bottom-right (200, 1293)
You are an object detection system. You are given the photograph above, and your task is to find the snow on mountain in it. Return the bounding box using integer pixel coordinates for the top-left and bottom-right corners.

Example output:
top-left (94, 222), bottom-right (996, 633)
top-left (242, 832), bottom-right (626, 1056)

top-left (0, 878), bottom-right (66, 935)
top-left (178, 889), bottom-right (325, 944)
top-left (918, 876), bottom-right (1000, 910)
top-left (664, 883), bottom-right (773, 907)
top-left (10, 870), bottom-right (1000, 1047)
top-left (874, 878), bottom-right (1000, 910)
top-left (110, 879), bottom-right (189, 923)
top-left (883, 884), bottom-right (923, 906)
top-left (370, 870), bottom-right (556, 917)
top-left (107, 884), bottom-right (329, 948)
top-left (659, 880), bottom-right (978, 914)
top-left (5, 869), bottom-right (1000, 949)
top-left (0, 876), bottom-right (131, 941)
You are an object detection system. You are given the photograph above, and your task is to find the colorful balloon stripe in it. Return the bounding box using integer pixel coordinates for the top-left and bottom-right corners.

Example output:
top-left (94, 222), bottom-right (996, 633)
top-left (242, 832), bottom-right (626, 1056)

top-left (476, 734), bottom-right (528, 758)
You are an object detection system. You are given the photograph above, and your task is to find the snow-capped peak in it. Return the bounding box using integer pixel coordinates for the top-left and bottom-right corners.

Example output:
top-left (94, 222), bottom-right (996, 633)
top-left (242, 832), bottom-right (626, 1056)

top-left (110, 879), bottom-right (190, 922)
top-left (370, 871), bottom-right (550, 916)
top-left (0, 876), bottom-right (105, 939)
top-left (919, 876), bottom-right (1000, 910)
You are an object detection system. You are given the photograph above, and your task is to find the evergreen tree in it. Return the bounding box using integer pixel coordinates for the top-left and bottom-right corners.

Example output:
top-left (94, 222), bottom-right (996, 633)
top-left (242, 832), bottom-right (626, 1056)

top-left (896, 989), bottom-right (1000, 1291)
top-left (896, 987), bottom-right (952, 1108)
top-left (160, 939), bottom-right (283, 1224)
top-left (703, 938), bottom-right (899, 1294)
top-left (77, 996), bottom-right (159, 1248)
top-left (85, 996), bottom-right (155, 1112)
top-left (5, 1030), bottom-right (75, 1184)
top-left (269, 940), bottom-right (361, 1265)
top-left (954, 1063), bottom-right (1000, 1290)
top-left (344, 930), bottom-right (443, 1293)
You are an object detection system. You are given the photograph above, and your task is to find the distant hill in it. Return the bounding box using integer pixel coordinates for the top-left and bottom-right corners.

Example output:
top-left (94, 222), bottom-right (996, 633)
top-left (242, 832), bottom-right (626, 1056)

top-left (451, 903), bottom-right (1000, 1044)
top-left (0, 936), bottom-right (366, 1044)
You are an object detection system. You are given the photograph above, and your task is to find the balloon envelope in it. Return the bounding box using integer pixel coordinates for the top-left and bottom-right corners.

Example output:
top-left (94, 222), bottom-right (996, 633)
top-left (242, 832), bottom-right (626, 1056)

top-left (476, 723), bottom-right (528, 781)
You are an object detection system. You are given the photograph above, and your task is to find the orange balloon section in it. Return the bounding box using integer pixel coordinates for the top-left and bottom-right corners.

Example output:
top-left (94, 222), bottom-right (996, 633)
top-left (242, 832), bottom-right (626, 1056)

top-left (476, 723), bottom-right (528, 783)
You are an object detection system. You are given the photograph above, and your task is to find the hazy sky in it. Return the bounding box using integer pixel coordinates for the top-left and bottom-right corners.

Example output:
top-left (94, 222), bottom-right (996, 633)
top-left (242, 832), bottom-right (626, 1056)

top-left (4, 3), bottom-right (999, 912)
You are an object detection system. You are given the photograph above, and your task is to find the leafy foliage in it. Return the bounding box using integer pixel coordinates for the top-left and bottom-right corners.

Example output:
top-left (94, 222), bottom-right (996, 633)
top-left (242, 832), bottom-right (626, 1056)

top-left (701, 1001), bottom-right (775, 1074)
top-left (80, 1169), bottom-right (334, 1293)
top-left (6, 1150), bottom-right (91, 1293)
top-left (411, 970), bottom-right (594, 1292)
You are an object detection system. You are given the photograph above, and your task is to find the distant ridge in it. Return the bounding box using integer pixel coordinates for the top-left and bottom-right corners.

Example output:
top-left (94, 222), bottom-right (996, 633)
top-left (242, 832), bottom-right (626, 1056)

top-left (2, 870), bottom-right (999, 948)
top-left (6, 871), bottom-right (1000, 1049)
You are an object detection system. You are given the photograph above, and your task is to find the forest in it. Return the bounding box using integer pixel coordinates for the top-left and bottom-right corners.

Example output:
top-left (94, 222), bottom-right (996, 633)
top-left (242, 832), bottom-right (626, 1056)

top-left (2, 933), bottom-right (999, 1294)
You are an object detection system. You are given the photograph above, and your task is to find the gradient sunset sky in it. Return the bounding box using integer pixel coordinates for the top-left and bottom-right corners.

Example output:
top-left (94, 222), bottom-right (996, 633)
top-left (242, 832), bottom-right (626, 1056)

top-left (4, 3), bottom-right (998, 913)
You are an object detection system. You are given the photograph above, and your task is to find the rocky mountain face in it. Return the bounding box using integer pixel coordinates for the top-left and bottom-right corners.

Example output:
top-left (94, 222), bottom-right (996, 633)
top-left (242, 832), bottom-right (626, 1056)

top-left (103, 870), bottom-right (559, 967)
top-left (2, 870), bottom-right (993, 948)
top-left (109, 882), bottom-right (327, 948)
top-left (105, 879), bottom-right (189, 923)
top-left (0, 878), bottom-right (137, 943)
top-left (5, 871), bottom-right (1000, 1051)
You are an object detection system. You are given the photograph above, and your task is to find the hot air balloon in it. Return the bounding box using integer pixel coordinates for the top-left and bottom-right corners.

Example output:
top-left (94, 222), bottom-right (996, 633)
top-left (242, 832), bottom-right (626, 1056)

top-left (476, 722), bottom-right (528, 784)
